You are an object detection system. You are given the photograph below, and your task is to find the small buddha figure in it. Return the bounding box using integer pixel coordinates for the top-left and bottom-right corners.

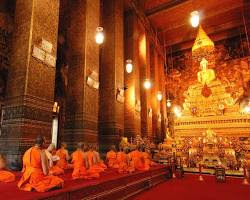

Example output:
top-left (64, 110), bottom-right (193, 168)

top-left (197, 58), bottom-right (216, 85)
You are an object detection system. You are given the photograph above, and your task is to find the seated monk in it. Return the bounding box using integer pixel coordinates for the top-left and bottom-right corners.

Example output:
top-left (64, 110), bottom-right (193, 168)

top-left (126, 149), bottom-right (135, 173)
top-left (83, 145), bottom-right (100, 178)
top-left (129, 147), bottom-right (145, 171)
top-left (0, 154), bottom-right (15, 183)
top-left (117, 147), bottom-right (129, 174)
top-left (141, 148), bottom-right (156, 171)
top-left (106, 145), bottom-right (119, 168)
top-left (56, 142), bottom-right (73, 170)
top-left (45, 144), bottom-right (64, 176)
top-left (93, 145), bottom-right (107, 170)
top-left (87, 144), bottom-right (104, 173)
top-left (71, 143), bottom-right (89, 180)
top-left (18, 136), bottom-right (64, 192)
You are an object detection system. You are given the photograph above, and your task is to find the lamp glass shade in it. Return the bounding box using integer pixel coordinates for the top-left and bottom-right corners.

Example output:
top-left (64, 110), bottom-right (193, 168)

top-left (157, 91), bottom-right (163, 101)
top-left (126, 59), bottom-right (133, 73)
top-left (190, 11), bottom-right (199, 28)
top-left (95, 27), bottom-right (104, 44)
top-left (144, 79), bottom-right (151, 89)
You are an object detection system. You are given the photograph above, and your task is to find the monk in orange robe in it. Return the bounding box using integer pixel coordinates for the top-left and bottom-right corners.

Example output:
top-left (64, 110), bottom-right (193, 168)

top-left (71, 143), bottom-right (89, 180)
top-left (87, 145), bottom-right (105, 173)
top-left (106, 145), bottom-right (119, 168)
top-left (56, 142), bottom-right (73, 170)
top-left (0, 154), bottom-right (15, 183)
top-left (129, 147), bottom-right (145, 171)
top-left (83, 145), bottom-right (100, 178)
top-left (45, 143), bottom-right (64, 176)
top-left (18, 136), bottom-right (64, 192)
top-left (116, 147), bottom-right (129, 174)
top-left (141, 148), bottom-right (155, 171)
top-left (93, 145), bottom-right (107, 170)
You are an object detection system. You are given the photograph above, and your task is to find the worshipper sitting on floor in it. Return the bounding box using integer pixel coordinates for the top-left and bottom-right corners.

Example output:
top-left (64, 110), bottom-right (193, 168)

top-left (56, 142), bottom-right (73, 170)
top-left (71, 143), bottom-right (90, 180)
top-left (116, 147), bottom-right (130, 174)
top-left (86, 144), bottom-right (104, 173)
top-left (45, 143), bottom-right (64, 176)
top-left (128, 146), bottom-right (146, 171)
top-left (141, 147), bottom-right (156, 171)
top-left (106, 145), bottom-right (119, 168)
top-left (93, 144), bottom-right (107, 170)
top-left (83, 144), bottom-right (100, 178)
top-left (18, 136), bottom-right (64, 192)
top-left (0, 154), bottom-right (15, 183)
top-left (125, 148), bottom-right (136, 173)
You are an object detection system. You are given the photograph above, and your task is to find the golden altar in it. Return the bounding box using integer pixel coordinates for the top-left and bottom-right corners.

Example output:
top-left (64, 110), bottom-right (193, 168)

top-left (162, 26), bottom-right (250, 172)
top-left (173, 26), bottom-right (250, 138)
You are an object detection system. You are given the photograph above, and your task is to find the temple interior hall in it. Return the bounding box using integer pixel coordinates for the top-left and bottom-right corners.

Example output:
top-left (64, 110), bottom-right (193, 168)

top-left (0, 0), bottom-right (250, 200)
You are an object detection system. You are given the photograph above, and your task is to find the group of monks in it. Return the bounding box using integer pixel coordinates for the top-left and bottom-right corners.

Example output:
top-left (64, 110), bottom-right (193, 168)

top-left (0, 136), bottom-right (156, 193)
top-left (106, 145), bottom-right (156, 173)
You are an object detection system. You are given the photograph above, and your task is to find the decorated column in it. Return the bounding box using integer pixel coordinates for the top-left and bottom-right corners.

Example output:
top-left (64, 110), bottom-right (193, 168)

top-left (99, 0), bottom-right (124, 151)
top-left (0, 0), bottom-right (60, 169)
top-left (64, 0), bottom-right (100, 147)
top-left (124, 10), bottom-right (141, 139)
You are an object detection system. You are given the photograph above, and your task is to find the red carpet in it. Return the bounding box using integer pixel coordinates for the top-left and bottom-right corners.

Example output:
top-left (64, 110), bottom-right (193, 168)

top-left (0, 165), bottom-right (170, 200)
top-left (131, 174), bottom-right (250, 200)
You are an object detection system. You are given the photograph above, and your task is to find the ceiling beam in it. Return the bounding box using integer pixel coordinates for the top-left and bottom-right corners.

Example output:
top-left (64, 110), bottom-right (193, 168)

top-left (145, 0), bottom-right (190, 17)
top-left (159, 3), bottom-right (243, 33)
top-left (128, 0), bottom-right (165, 58)
top-left (164, 18), bottom-right (246, 47)
top-left (166, 26), bottom-right (247, 54)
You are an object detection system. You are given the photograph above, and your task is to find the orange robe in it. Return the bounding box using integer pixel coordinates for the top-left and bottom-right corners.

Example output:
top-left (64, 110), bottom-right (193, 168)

top-left (93, 151), bottom-right (107, 170)
top-left (45, 150), bottom-right (64, 176)
top-left (71, 150), bottom-right (88, 180)
top-left (87, 151), bottom-right (103, 174)
top-left (106, 150), bottom-right (118, 168)
top-left (56, 148), bottom-right (72, 170)
top-left (18, 147), bottom-right (64, 192)
top-left (141, 152), bottom-right (153, 171)
top-left (129, 150), bottom-right (145, 171)
top-left (0, 170), bottom-right (15, 182)
top-left (49, 165), bottom-right (64, 176)
top-left (126, 153), bottom-right (135, 173)
top-left (116, 152), bottom-right (129, 173)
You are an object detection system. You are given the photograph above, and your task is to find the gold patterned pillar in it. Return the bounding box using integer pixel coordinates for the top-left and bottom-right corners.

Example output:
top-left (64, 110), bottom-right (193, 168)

top-left (150, 46), bottom-right (161, 142)
top-left (64, 0), bottom-right (100, 147)
top-left (139, 31), bottom-right (151, 138)
top-left (158, 56), bottom-right (167, 141)
top-left (124, 10), bottom-right (141, 139)
top-left (99, 0), bottom-right (124, 151)
top-left (0, 0), bottom-right (60, 169)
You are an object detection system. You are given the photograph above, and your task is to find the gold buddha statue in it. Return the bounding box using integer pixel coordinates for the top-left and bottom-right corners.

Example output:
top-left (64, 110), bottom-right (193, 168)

top-left (197, 58), bottom-right (215, 85)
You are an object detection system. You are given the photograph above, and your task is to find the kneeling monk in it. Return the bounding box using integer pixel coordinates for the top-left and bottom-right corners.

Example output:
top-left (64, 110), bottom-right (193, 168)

top-left (117, 148), bottom-right (129, 174)
top-left (129, 147), bottom-right (145, 171)
top-left (0, 154), bottom-right (15, 183)
top-left (87, 145), bottom-right (104, 173)
top-left (56, 142), bottom-right (73, 170)
top-left (93, 145), bottom-right (107, 170)
top-left (45, 144), bottom-right (64, 176)
top-left (18, 136), bottom-right (64, 192)
top-left (71, 143), bottom-right (89, 180)
top-left (106, 145), bottom-right (118, 168)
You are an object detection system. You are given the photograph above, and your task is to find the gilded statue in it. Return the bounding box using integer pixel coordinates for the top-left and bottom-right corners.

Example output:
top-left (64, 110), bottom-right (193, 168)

top-left (197, 58), bottom-right (215, 85)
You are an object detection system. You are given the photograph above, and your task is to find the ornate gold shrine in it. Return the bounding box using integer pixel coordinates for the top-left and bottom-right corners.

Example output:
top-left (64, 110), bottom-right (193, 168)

top-left (174, 26), bottom-right (250, 138)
